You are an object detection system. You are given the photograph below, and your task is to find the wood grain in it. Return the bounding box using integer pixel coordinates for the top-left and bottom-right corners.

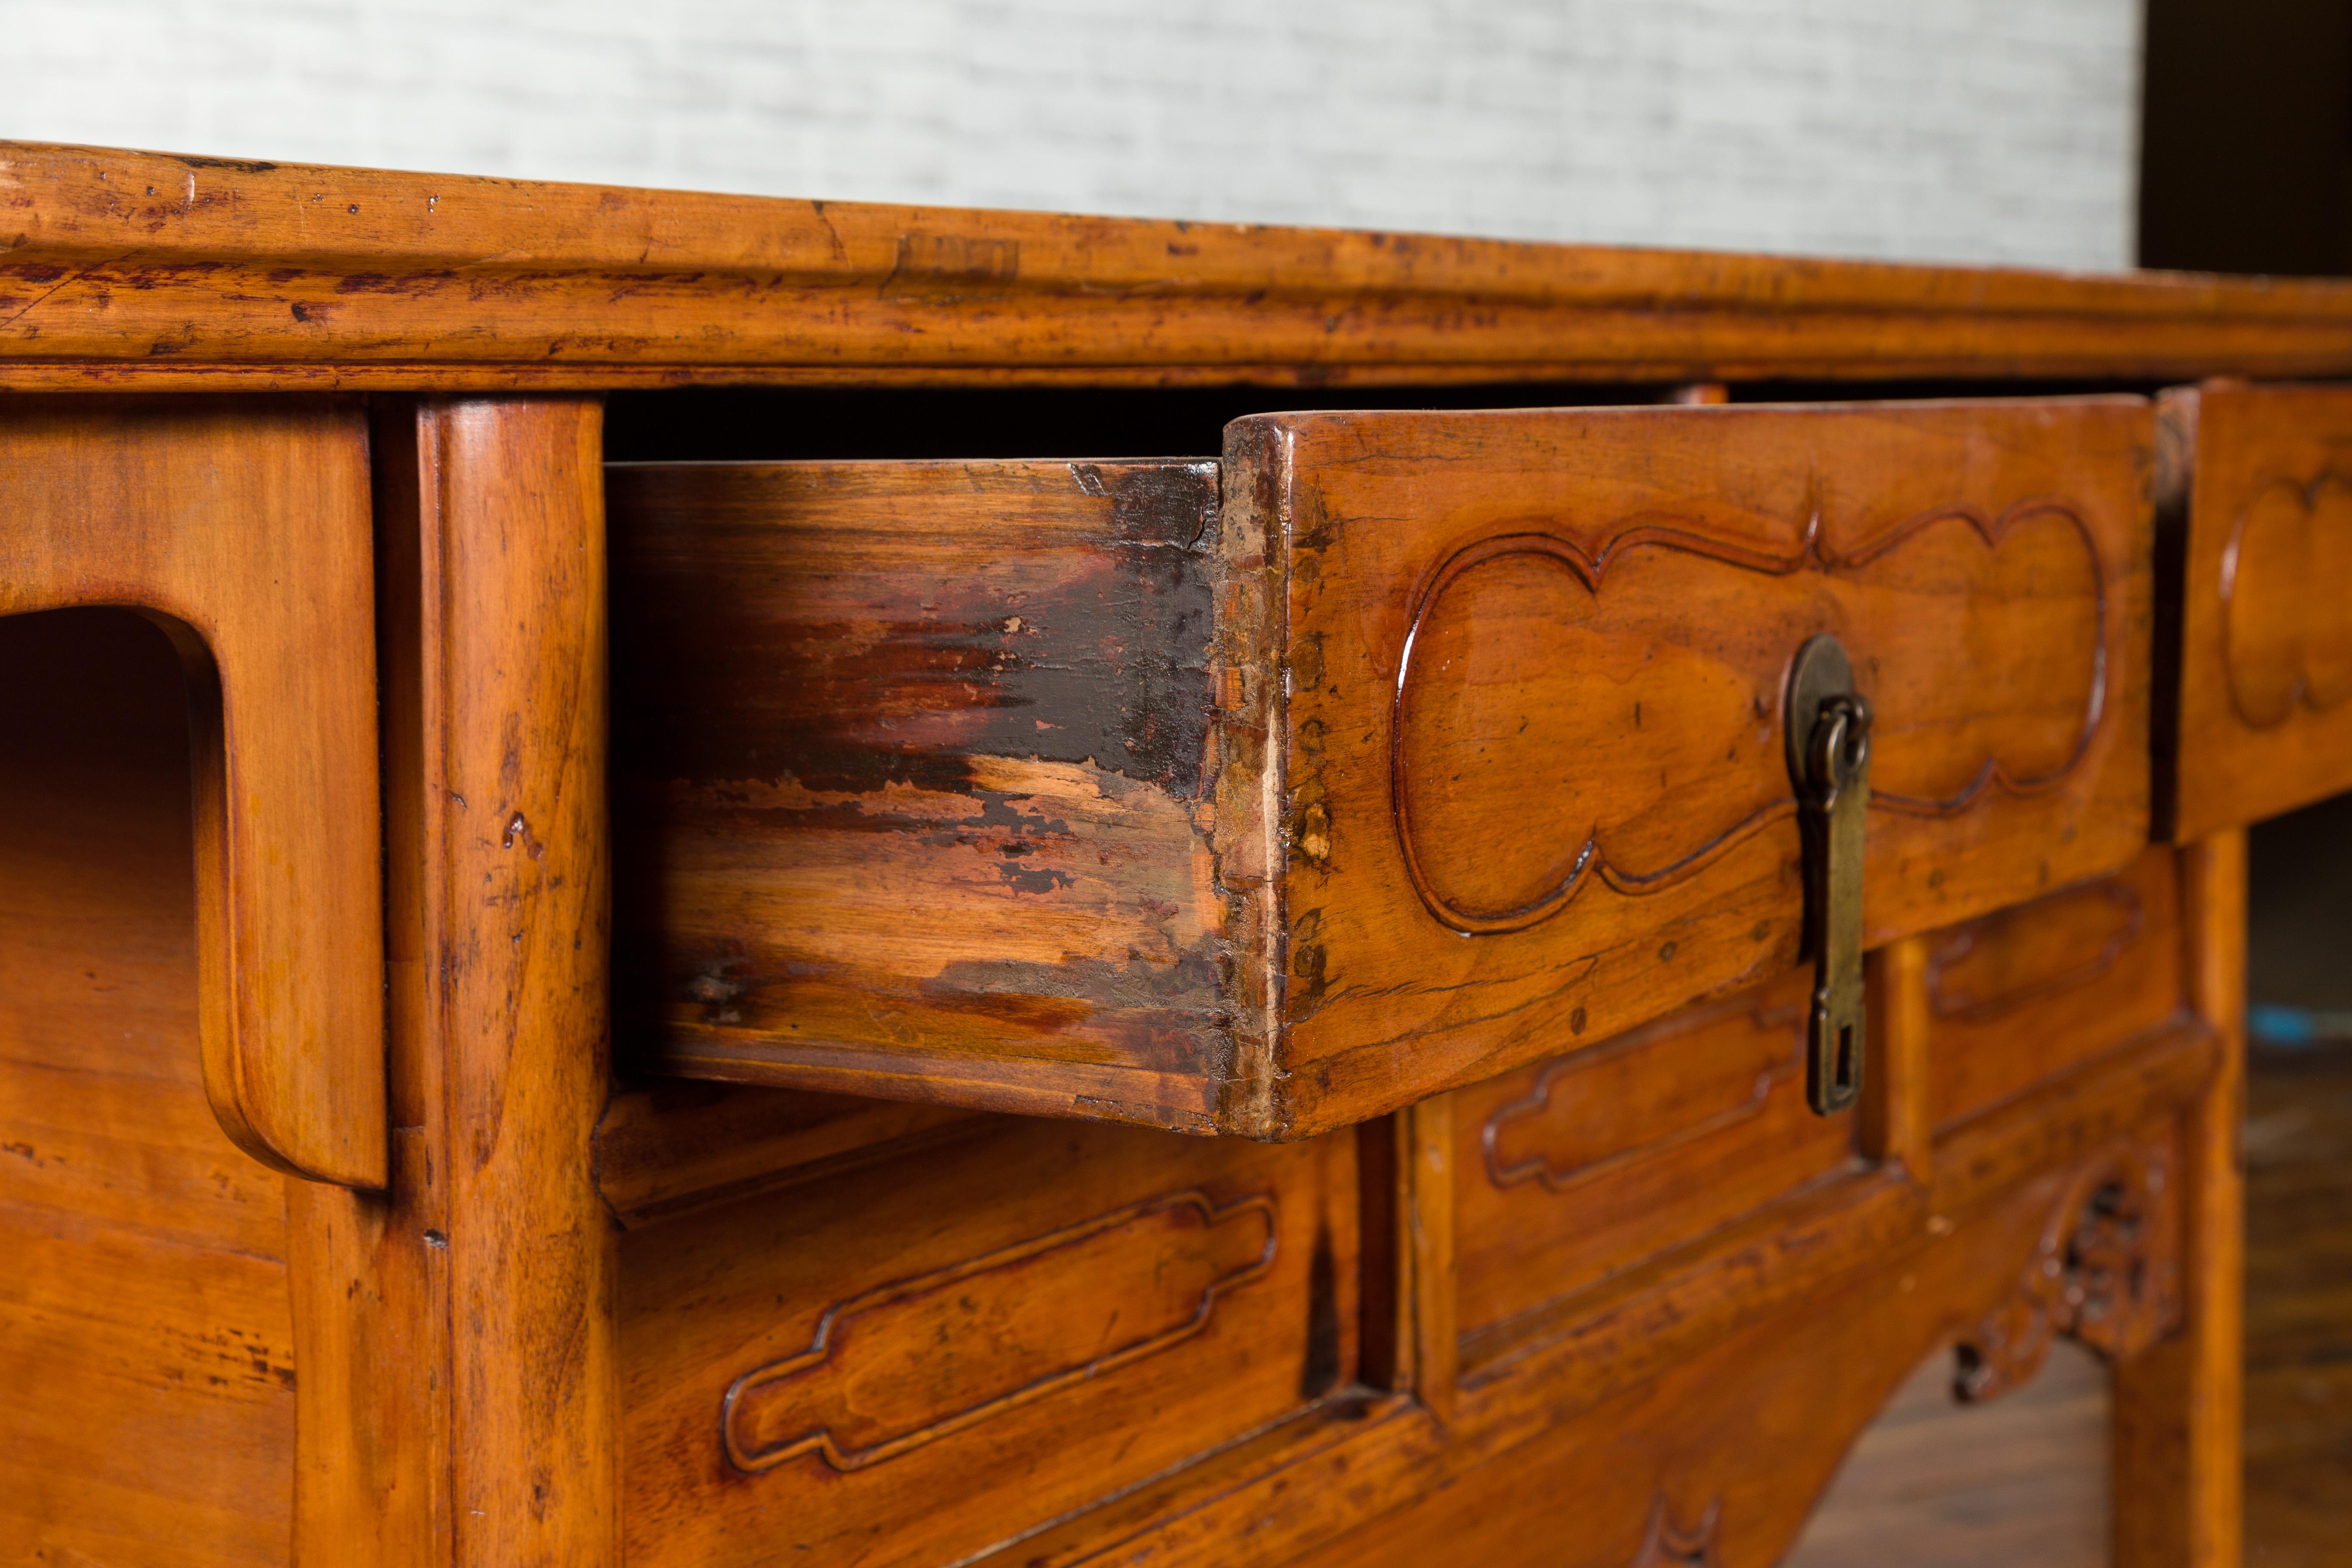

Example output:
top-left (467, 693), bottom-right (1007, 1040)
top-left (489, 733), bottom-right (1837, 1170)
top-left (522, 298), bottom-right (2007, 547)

top-left (2168, 381), bottom-right (2352, 839)
top-left (0, 396), bottom-right (384, 1188)
top-left (1926, 846), bottom-right (2187, 1130)
top-left (618, 399), bottom-right (2154, 1139)
top-left (11, 142), bottom-right (2352, 390)
top-left (618, 1117), bottom-right (1358, 1568)
top-left (2115, 831), bottom-right (2247, 1568)
top-left (1234, 398), bottom-right (2154, 1136)
top-left (1273, 1130), bottom-right (2178, 1568)
top-left (959, 1015), bottom-right (2221, 1568)
top-left (0, 609), bottom-right (295, 1566)
top-left (608, 458), bottom-right (1237, 1131)
top-left (1783, 1338), bottom-right (2112, 1568)
top-left (290, 398), bottom-right (621, 1565)
top-left (1449, 964), bottom-right (1859, 1349)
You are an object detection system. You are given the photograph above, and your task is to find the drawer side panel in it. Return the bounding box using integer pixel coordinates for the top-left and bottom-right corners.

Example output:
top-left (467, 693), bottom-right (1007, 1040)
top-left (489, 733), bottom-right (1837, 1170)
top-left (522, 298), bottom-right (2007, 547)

top-left (609, 459), bottom-right (1241, 1131)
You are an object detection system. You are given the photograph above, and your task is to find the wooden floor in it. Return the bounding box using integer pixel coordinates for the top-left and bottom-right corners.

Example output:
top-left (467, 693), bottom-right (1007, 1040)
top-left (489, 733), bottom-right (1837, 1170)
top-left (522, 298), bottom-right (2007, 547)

top-left (1785, 1340), bottom-right (2110, 1568)
top-left (1780, 1041), bottom-right (2352, 1568)
top-left (2245, 1043), bottom-right (2352, 1568)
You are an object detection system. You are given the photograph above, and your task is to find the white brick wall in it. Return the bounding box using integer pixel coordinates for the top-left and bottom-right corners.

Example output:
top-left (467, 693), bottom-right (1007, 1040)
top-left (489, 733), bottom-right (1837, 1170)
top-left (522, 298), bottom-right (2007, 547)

top-left (0, 0), bottom-right (2143, 269)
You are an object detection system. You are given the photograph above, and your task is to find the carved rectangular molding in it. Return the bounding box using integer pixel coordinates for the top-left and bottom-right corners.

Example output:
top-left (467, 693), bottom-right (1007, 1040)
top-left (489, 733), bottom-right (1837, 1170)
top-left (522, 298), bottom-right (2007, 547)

top-left (1482, 991), bottom-right (1807, 1196)
top-left (722, 1189), bottom-right (1276, 1473)
top-left (1926, 876), bottom-right (2144, 1025)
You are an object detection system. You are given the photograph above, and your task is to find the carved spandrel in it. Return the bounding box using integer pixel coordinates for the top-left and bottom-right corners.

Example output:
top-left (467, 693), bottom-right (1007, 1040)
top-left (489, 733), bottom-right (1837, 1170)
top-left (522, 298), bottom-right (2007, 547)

top-left (1391, 500), bottom-right (2107, 935)
top-left (722, 1190), bottom-right (1277, 1473)
top-left (1629, 1494), bottom-right (1722, 1568)
top-left (1955, 1142), bottom-right (2179, 1403)
top-left (2222, 472), bottom-right (2352, 729)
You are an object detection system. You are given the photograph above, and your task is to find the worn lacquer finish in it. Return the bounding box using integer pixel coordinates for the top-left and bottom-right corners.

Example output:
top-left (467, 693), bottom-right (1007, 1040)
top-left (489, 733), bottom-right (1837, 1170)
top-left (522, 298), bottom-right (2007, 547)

top-left (2168, 381), bottom-right (2352, 838)
top-left (1234, 399), bottom-right (2153, 1134)
top-left (0, 397), bottom-right (384, 1188)
top-left (0, 610), bottom-right (296, 1565)
top-left (610, 458), bottom-right (1234, 1130)
top-left (11, 141), bottom-right (2352, 391)
top-left (619, 1118), bottom-right (1357, 1568)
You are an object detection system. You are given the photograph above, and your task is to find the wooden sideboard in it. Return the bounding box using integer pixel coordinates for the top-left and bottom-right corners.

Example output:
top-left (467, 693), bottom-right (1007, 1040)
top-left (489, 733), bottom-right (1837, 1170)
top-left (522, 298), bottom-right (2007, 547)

top-left (5, 140), bottom-right (2352, 1567)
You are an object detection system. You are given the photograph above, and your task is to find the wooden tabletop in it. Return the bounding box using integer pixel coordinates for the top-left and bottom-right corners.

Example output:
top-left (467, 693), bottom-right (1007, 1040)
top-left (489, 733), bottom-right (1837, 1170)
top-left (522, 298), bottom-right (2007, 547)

top-left (6, 140), bottom-right (2352, 392)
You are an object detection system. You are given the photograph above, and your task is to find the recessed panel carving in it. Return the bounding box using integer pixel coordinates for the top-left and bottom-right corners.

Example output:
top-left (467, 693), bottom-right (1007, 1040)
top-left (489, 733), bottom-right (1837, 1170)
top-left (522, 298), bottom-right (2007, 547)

top-left (722, 1189), bottom-right (1276, 1473)
top-left (2222, 473), bottom-right (2352, 729)
top-left (1393, 503), bottom-right (2106, 934)
top-left (1485, 993), bottom-right (1805, 1194)
top-left (1927, 877), bottom-right (2144, 1025)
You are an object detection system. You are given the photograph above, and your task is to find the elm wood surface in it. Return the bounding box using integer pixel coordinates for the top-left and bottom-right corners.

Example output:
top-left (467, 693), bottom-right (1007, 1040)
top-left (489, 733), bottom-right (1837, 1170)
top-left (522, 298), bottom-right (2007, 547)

top-left (618, 1118), bottom-right (1357, 1568)
top-left (0, 396), bottom-right (384, 1188)
top-left (0, 609), bottom-right (294, 1567)
top-left (1227, 398), bottom-right (2154, 1136)
top-left (2166, 382), bottom-right (2352, 840)
top-left (608, 457), bottom-right (1234, 1130)
top-left (1783, 1338), bottom-right (2113, 1568)
top-left (1276, 1122), bottom-right (2183, 1568)
top-left (1449, 964), bottom-right (1859, 1346)
top-left (287, 399), bottom-right (618, 1565)
top-left (11, 141), bottom-right (2352, 392)
top-left (612, 398), bottom-right (2153, 1139)
top-left (2111, 830), bottom-right (2248, 1568)
top-left (1926, 845), bottom-right (2186, 1130)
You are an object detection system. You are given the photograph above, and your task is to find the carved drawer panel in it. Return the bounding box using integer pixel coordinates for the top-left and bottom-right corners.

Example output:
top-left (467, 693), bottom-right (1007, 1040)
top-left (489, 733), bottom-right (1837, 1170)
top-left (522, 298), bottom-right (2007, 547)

top-left (1449, 965), bottom-right (1859, 1347)
top-left (610, 398), bottom-right (2151, 1140)
top-left (616, 1114), bottom-right (1357, 1568)
top-left (2167, 381), bottom-right (2352, 838)
top-left (1924, 846), bottom-right (2185, 1131)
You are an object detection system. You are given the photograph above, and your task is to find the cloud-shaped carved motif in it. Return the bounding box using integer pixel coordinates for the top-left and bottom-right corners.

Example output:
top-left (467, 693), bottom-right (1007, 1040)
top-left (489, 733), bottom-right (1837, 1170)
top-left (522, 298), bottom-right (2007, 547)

top-left (1390, 501), bottom-right (2107, 935)
top-left (2223, 474), bottom-right (2352, 730)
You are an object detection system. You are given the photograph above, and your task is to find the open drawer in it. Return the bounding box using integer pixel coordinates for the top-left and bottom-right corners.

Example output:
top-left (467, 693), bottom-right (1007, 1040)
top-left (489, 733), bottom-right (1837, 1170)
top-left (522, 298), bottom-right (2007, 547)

top-left (609, 398), bottom-right (2154, 1138)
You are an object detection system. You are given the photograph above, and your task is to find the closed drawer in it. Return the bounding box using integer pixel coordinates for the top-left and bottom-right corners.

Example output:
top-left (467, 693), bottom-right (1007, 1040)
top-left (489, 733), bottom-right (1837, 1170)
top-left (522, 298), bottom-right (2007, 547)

top-left (1449, 964), bottom-right (1857, 1350)
top-left (618, 1116), bottom-right (1357, 1568)
top-left (2166, 381), bottom-right (2352, 837)
top-left (611, 397), bottom-right (2153, 1138)
top-left (1924, 845), bottom-right (2185, 1130)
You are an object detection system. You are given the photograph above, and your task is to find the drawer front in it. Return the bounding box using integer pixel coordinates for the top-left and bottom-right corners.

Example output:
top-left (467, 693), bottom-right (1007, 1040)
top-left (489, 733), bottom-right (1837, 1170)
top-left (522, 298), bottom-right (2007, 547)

top-left (1925, 845), bottom-right (2184, 1130)
top-left (618, 1117), bottom-right (1357, 1568)
top-left (1234, 399), bottom-right (2154, 1133)
top-left (1449, 966), bottom-right (1858, 1351)
top-left (2169, 382), bottom-right (2352, 838)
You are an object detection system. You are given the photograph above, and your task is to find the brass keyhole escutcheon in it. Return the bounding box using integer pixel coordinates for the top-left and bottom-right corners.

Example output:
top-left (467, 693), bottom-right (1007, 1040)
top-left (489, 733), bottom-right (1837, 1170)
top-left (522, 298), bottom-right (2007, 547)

top-left (1786, 634), bottom-right (1871, 1116)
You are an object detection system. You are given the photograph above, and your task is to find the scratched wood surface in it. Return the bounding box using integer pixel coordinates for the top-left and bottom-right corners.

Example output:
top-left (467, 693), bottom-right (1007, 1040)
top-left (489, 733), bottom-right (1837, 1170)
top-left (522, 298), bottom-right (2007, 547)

top-left (9, 141), bottom-right (2352, 392)
top-left (0, 609), bottom-right (294, 1566)
top-left (2166, 382), bottom-right (2352, 840)
top-left (609, 457), bottom-right (1237, 1131)
top-left (618, 1116), bottom-right (1358, 1568)
top-left (286, 398), bottom-right (619, 1565)
top-left (612, 400), bottom-right (2154, 1139)
top-left (0, 396), bottom-right (384, 1188)
top-left (1231, 399), bottom-right (2155, 1136)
